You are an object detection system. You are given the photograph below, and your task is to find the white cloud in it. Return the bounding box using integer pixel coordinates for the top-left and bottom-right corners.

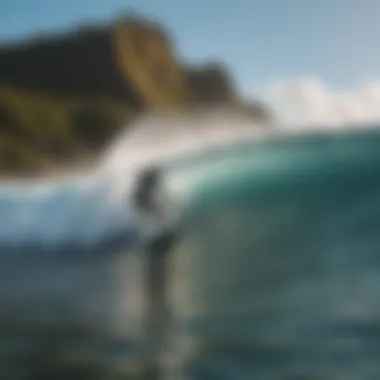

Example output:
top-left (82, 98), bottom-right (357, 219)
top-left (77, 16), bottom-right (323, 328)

top-left (264, 78), bottom-right (380, 129)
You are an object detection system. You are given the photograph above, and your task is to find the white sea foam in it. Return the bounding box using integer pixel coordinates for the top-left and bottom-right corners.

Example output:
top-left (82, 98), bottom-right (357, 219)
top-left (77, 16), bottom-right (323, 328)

top-left (1, 84), bottom-right (380, 249)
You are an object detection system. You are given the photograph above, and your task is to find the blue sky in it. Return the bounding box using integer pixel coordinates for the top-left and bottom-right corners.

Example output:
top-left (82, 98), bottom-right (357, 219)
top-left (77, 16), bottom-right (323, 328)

top-left (1, 0), bottom-right (380, 98)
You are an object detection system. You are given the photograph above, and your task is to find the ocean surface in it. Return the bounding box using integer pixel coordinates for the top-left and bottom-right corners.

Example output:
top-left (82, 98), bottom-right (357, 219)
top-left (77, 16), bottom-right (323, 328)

top-left (1, 112), bottom-right (380, 379)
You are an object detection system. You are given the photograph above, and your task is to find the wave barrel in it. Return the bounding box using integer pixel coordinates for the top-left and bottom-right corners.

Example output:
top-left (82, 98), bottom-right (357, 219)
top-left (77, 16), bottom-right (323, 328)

top-left (157, 129), bottom-right (380, 379)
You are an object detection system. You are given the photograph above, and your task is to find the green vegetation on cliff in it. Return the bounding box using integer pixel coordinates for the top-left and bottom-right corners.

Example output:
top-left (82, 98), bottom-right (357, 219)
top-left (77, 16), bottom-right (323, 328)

top-left (0, 86), bottom-right (135, 175)
top-left (0, 15), bottom-right (271, 176)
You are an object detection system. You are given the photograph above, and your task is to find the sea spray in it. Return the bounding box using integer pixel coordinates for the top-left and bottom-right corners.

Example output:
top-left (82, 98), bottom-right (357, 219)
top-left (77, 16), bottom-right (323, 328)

top-left (97, 108), bottom-right (271, 210)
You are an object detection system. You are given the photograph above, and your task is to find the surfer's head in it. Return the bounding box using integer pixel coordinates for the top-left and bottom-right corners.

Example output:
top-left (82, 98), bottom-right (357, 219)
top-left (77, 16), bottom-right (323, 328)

top-left (133, 165), bottom-right (161, 214)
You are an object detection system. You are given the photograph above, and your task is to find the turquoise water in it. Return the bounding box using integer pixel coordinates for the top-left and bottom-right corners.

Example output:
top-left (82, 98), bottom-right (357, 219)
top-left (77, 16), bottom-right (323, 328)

top-left (161, 129), bottom-right (380, 379)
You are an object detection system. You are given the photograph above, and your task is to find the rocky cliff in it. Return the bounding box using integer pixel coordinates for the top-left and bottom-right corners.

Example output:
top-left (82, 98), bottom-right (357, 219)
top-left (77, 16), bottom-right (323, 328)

top-left (0, 15), bottom-right (271, 176)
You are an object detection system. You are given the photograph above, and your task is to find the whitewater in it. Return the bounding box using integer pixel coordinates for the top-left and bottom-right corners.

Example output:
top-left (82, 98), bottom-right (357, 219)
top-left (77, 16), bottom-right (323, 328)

top-left (0, 108), bottom-right (274, 251)
top-left (0, 110), bottom-right (376, 252)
